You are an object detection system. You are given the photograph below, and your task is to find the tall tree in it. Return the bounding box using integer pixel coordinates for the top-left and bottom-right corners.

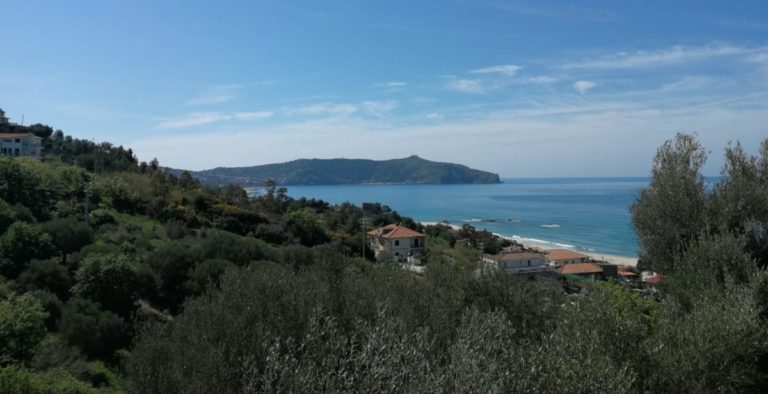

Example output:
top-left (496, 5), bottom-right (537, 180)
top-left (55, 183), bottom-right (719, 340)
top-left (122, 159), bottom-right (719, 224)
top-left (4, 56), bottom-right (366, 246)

top-left (631, 133), bottom-right (708, 273)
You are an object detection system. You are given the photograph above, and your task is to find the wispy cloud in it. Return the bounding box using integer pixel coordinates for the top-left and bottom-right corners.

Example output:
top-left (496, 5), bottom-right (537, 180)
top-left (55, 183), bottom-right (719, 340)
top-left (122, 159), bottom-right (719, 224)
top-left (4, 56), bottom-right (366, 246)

top-left (233, 111), bottom-right (274, 120)
top-left (156, 113), bottom-right (228, 129)
top-left (362, 100), bottom-right (399, 117)
top-left (560, 43), bottom-right (754, 69)
top-left (185, 84), bottom-right (241, 105)
top-left (529, 76), bottom-right (558, 84)
top-left (296, 102), bottom-right (358, 116)
top-left (425, 112), bottom-right (443, 121)
top-left (156, 110), bottom-right (273, 129)
top-left (377, 81), bottom-right (408, 88)
top-left (477, 2), bottom-right (619, 22)
top-left (446, 78), bottom-right (485, 94)
top-left (716, 18), bottom-right (768, 31)
top-left (574, 80), bottom-right (597, 95)
top-left (470, 64), bottom-right (522, 76)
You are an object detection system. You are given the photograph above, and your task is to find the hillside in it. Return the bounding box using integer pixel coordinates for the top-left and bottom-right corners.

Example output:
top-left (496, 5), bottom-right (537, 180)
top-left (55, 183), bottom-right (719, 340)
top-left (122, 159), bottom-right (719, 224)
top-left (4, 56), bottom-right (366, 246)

top-left (183, 155), bottom-right (501, 186)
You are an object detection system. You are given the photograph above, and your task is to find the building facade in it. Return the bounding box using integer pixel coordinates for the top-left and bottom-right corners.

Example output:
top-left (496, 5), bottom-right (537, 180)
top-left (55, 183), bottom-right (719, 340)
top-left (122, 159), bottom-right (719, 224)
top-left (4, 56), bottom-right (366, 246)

top-left (368, 224), bottom-right (426, 263)
top-left (0, 133), bottom-right (42, 159)
top-left (484, 251), bottom-right (554, 277)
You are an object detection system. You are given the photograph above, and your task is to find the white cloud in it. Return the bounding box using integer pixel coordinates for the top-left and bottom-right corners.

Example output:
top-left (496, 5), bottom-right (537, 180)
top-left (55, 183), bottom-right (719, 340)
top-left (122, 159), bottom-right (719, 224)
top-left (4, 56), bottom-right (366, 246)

top-left (573, 81), bottom-right (597, 95)
top-left (156, 113), bottom-right (228, 129)
top-left (425, 112), bottom-right (443, 120)
top-left (133, 102), bottom-right (768, 177)
top-left (156, 110), bottom-right (273, 129)
top-left (377, 81), bottom-right (408, 88)
top-left (470, 64), bottom-right (522, 76)
top-left (529, 76), bottom-right (558, 84)
top-left (446, 79), bottom-right (484, 94)
top-left (296, 103), bottom-right (358, 116)
top-left (560, 43), bottom-right (754, 69)
top-left (185, 84), bottom-right (241, 105)
top-left (233, 111), bottom-right (274, 120)
top-left (362, 100), bottom-right (399, 117)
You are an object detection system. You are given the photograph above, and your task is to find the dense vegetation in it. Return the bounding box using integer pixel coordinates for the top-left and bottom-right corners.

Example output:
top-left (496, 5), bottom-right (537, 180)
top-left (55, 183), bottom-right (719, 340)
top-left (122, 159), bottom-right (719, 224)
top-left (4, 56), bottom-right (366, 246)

top-left (179, 155), bottom-right (501, 186)
top-left (1, 116), bottom-right (768, 392)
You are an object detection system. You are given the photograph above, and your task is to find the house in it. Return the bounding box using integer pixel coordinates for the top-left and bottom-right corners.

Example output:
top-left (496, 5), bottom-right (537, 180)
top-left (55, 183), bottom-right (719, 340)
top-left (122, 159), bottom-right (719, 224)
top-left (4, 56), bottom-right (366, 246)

top-left (557, 262), bottom-right (603, 280)
top-left (486, 251), bottom-right (547, 270)
top-left (546, 249), bottom-right (590, 265)
top-left (0, 133), bottom-right (42, 159)
top-left (368, 224), bottom-right (426, 263)
top-left (484, 251), bottom-right (554, 278)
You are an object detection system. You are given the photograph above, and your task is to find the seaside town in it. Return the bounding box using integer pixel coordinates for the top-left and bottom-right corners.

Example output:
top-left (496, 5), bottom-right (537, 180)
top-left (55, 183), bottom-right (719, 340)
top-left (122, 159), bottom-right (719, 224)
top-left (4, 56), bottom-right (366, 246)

top-left (366, 220), bottom-right (659, 297)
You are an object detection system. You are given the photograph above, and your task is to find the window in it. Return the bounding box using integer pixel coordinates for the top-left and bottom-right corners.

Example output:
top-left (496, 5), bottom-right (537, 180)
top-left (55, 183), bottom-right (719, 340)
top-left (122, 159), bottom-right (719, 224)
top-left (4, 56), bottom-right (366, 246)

top-left (394, 240), bottom-right (399, 246)
top-left (14, 139), bottom-right (20, 143)
top-left (527, 260), bottom-right (531, 267)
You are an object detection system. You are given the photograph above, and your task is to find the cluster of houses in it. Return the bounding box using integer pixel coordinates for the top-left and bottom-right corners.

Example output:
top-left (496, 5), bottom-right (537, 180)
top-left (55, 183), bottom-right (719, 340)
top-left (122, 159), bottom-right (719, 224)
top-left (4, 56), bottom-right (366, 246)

top-left (0, 109), bottom-right (42, 159)
top-left (366, 222), bottom-right (660, 292)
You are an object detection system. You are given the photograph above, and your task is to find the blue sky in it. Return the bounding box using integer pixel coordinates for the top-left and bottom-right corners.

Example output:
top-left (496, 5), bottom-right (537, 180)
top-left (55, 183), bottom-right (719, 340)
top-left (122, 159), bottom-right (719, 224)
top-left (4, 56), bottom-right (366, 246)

top-left (1, 0), bottom-right (767, 176)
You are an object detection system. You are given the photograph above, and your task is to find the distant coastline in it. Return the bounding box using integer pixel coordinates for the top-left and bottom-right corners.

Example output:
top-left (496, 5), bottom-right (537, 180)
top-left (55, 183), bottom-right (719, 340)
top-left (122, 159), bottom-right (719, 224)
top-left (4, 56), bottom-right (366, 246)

top-left (172, 155), bottom-right (501, 186)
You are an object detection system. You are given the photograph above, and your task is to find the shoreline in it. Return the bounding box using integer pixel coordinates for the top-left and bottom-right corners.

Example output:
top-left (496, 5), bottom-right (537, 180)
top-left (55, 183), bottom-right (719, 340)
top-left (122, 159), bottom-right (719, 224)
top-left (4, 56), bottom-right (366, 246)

top-left (420, 221), bottom-right (638, 267)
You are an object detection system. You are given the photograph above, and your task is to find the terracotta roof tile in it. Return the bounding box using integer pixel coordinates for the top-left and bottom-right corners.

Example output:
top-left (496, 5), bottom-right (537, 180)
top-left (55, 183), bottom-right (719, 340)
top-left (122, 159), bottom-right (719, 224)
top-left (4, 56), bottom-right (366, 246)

top-left (368, 224), bottom-right (425, 239)
top-left (557, 263), bottom-right (603, 275)
top-left (547, 249), bottom-right (590, 261)
top-left (382, 225), bottom-right (425, 239)
top-left (490, 252), bottom-right (547, 262)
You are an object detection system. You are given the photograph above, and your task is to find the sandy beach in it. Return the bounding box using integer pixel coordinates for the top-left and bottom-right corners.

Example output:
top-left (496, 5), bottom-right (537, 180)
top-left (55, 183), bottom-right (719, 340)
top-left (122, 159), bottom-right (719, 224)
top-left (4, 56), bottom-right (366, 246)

top-left (421, 221), bottom-right (638, 267)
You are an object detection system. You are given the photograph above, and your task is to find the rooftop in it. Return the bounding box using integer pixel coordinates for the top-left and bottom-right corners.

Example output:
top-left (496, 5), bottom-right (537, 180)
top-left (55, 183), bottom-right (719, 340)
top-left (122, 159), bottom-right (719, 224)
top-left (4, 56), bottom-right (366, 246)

top-left (0, 133), bottom-right (40, 140)
top-left (557, 263), bottom-right (603, 275)
top-left (547, 249), bottom-right (590, 261)
top-left (489, 252), bottom-right (547, 262)
top-left (368, 224), bottom-right (425, 239)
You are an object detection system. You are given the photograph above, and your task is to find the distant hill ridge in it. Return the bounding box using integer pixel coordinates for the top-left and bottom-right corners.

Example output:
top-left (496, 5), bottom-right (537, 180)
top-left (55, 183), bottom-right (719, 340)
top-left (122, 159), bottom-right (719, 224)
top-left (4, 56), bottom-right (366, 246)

top-left (181, 155), bottom-right (501, 186)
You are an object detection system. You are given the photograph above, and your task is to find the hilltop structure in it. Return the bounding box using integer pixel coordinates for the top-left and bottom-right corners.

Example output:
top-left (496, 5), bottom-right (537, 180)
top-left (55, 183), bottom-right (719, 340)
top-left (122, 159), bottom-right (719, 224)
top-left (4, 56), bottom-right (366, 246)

top-left (0, 133), bottom-right (43, 159)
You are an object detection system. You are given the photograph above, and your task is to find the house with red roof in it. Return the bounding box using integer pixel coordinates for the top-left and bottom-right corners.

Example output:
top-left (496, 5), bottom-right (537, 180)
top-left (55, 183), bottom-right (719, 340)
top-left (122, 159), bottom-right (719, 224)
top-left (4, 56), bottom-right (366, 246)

top-left (546, 249), bottom-right (591, 265)
top-left (367, 224), bottom-right (426, 263)
top-left (557, 262), bottom-right (604, 280)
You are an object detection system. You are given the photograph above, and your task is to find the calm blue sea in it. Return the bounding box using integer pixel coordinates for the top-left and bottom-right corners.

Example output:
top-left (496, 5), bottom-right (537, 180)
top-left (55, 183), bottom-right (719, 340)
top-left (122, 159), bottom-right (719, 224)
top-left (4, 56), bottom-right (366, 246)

top-left (272, 178), bottom-right (649, 258)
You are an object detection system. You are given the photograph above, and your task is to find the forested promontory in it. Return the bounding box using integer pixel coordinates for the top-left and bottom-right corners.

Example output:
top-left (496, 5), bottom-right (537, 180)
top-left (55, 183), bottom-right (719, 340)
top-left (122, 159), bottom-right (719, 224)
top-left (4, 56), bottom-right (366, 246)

top-left (178, 155), bottom-right (501, 186)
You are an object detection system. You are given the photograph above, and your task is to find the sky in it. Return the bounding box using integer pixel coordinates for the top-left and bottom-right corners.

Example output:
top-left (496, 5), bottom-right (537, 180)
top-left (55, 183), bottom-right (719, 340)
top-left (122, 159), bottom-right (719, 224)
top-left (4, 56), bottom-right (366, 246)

top-left (1, 0), bottom-right (767, 177)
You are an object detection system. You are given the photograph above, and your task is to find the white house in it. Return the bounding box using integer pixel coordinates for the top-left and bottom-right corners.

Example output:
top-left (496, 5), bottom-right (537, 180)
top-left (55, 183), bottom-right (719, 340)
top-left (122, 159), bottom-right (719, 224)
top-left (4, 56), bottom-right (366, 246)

top-left (484, 251), bottom-right (554, 277)
top-left (0, 133), bottom-right (42, 159)
top-left (368, 224), bottom-right (426, 263)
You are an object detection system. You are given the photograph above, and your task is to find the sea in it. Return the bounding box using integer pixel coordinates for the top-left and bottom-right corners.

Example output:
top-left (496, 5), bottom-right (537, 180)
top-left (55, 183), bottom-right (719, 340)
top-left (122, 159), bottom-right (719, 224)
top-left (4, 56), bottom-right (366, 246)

top-left (262, 178), bottom-right (649, 258)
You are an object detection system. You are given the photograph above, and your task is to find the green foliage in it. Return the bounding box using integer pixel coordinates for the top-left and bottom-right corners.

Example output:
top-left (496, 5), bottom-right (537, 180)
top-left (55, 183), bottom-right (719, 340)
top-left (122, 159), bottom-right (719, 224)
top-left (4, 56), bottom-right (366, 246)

top-left (284, 209), bottom-right (329, 246)
top-left (631, 133), bottom-right (708, 273)
top-left (41, 218), bottom-right (94, 262)
top-left (0, 294), bottom-right (48, 365)
top-left (0, 199), bottom-right (15, 233)
top-left (644, 285), bottom-right (768, 392)
top-left (58, 298), bottom-right (127, 360)
top-left (0, 222), bottom-right (55, 278)
top-left (28, 290), bottom-right (63, 331)
top-left (71, 254), bottom-right (148, 317)
top-left (16, 260), bottom-right (73, 301)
